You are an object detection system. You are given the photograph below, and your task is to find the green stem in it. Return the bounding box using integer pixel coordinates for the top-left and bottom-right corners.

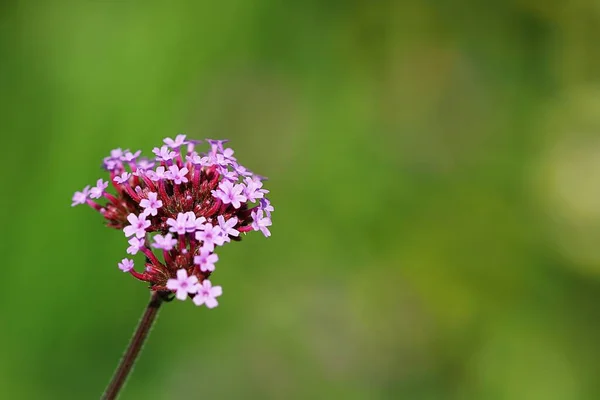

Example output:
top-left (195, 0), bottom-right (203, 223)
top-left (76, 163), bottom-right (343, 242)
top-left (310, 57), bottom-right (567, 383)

top-left (102, 291), bottom-right (163, 400)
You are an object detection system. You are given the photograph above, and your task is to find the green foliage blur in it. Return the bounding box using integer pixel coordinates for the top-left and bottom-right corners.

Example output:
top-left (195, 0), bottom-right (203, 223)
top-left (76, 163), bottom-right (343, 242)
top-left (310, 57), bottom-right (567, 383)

top-left (1, 1), bottom-right (600, 399)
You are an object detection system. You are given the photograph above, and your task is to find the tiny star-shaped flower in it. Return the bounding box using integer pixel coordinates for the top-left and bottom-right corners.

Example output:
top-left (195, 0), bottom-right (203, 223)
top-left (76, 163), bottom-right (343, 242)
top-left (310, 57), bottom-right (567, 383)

top-left (193, 280), bottom-right (222, 308)
top-left (118, 258), bottom-right (134, 272)
top-left (212, 180), bottom-right (247, 209)
top-left (194, 248), bottom-right (219, 272)
top-left (123, 213), bottom-right (151, 238)
top-left (139, 192), bottom-right (163, 216)
top-left (166, 269), bottom-right (199, 301)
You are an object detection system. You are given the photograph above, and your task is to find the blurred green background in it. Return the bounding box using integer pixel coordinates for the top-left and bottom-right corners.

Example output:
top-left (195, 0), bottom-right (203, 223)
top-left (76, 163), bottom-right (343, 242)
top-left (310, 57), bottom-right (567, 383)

top-left (2, 1), bottom-right (600, 399)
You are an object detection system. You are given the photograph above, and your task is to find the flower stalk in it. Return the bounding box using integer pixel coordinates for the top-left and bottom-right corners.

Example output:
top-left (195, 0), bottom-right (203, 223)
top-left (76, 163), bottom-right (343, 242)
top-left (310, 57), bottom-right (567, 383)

top-left (102, 291), bottom-right (165, 400)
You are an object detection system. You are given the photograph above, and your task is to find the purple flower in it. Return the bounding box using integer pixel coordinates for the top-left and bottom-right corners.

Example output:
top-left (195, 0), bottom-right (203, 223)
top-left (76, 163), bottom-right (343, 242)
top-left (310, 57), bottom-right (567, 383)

top-left (183, 211), bottom-right (205, 233)
top-left (212, 180), bottom-right (247, 209)
top-left (123, 213), bottom-right (151, 238)
top-left (164, 134), bottom-right (187, 148)
top-left (166, 269), bottom-right (199, 301)
top-left (90, 179), bottom-right (108, 199)
top-left (259, 198), bottom-right (274, 217)
top-left (139, 192), bottom-right (163, 216)
top-left (200, 152), bottom-right (229, 168)
top-left (152, 145), bottom-right (176, 162)
top-left (194, 248), bottom-right (219, 272)
top-left (186, 152), bottom-right (206, 166)
top-left (195, 223), bottom-right (225, 252)
top-left (152, 233), bottom-right (177, 251)
top-left (118, 258), bottom-right (134, 272)
top-left (251, 209), bottom-right (272, 237)
top-left (147, 166), bottom-right (168, 181)
top-left (122, 150), bottom-right (141, 162)
top-left (221, 148), bottom-right (236, 164)
top-left (233, 163), bottom-right (253, 177)
top-left (136, 158), bottom-right (155, 171)
top-left (193, 280), bottom-right (222, 308)
top-left (216, 164), bottom-right (238, 181)
top-left (167, 165), bottom-right (189, 184)
top-left (127, 237), bottom-right (145, 255)
top-left (71, 185), bottom-right (90, 207)
top-left (111, 148), bottom-right (125, 159)
top-left (113, 172), bottom-right (131, 184)
top-left (217, 215), bottom-right (239, 242)
top-left (243, 177), bottom-right (266, 202)
top-left (72, 136), bottom-right (274, 309)
top-left (166, 212), bottom-right (189, 235)
top-left (206, 139), bottom-right (229, 154)
top-left (103, 148), bottom-right (125, 171)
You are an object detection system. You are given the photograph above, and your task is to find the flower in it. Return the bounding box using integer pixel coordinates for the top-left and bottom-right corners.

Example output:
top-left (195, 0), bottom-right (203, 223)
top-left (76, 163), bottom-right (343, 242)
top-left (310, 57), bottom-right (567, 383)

top-left (167, 165), bottom-right (189, 184)
top-left (166, 269), bottom-right (199, 301)
top-left (193, 280), bottom-right (222, 308)
top-left (123, 150), bottom-right (141, 162)
top-left (147, 166), bottom-right (168, 181)
top-left (166, 212), bottom-right (189, 235)
top-left (139, 192), bottom-right (163, 216)
top-left (212, 180), bottom-right (247, 209)
top-left (194, 248), bottom-right (218, 272)
top-left (71, 185), bottom-right (90, 207)
top-left (259, 198), bottom-right (274, 217)
top-left (71, 136), bottom-right (273, 309)
top-left (164, 134), bottom-right (187, 148)
top-left (90, 179), bottom-right (108, 199)
top-left (152, 233), bottom-right (177, 251)
top-left (118, 258), bottom-right (134, 272)
top-left (243, 177), bottom-right (266, 203)
top-left (152, 145), bottom-right (176, 162)
top-left (123, 213), bottom-right (151, 238)
top-left (127, 237), bottom-right (145, 255)
top-left (113, 172), bottom-right (131, 184)
top-left (217, 215), bottom-right (239, 243)
top-left (195, 223), bottom-right (225, 252)
top-left (251, 209), bottom-right (272, 237)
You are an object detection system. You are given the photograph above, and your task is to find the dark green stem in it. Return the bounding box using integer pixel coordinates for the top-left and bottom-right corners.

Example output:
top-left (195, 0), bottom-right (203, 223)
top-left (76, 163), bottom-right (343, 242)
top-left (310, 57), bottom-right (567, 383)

top-left (102, 291), bottom-right (163, 400)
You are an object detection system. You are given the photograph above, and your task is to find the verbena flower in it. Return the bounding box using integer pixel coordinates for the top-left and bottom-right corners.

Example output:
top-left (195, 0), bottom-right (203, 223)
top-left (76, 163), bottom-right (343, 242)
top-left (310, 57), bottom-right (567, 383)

top-left (72, 136), bottom-right (273, 308)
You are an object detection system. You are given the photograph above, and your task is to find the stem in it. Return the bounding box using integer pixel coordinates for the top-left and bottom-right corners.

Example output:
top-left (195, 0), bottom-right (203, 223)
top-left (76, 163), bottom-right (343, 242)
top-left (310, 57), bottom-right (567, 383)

top-left (102, 291), bottom-right (164, 400)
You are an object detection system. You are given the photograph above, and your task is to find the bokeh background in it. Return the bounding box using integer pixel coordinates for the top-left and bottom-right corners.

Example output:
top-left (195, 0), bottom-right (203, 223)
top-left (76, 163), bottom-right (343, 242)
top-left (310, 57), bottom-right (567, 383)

top-left (2, 1), bottom-right (600, 399)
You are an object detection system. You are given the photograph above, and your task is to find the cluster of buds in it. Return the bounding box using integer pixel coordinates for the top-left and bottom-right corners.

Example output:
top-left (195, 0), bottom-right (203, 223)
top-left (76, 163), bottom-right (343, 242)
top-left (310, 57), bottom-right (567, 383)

top-left (72, 135), bottom-right (273, 308)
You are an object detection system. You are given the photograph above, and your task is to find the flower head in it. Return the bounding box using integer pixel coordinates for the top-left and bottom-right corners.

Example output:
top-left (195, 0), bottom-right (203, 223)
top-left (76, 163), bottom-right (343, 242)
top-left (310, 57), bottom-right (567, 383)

top-left (71, 136), bottom-right (273, 309)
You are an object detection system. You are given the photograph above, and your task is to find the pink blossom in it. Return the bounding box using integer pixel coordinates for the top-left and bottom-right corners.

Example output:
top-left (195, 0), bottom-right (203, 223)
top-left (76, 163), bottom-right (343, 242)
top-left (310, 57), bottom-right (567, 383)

top-left (139, 192), bottom-right (163, 216)
top-left (195, 223), bottom-right (225, 252)
top-left (194, 248), bottom-right (218, 272)
top-left (118, 258), bottom-right (134, 272)
top-left (212, 180), bottom-right (247, 209)
top-left (152, 233), bottom-right (177, 251)
top-left (71, 185), bottom-right (90, 206)
top-left (193, 280), bottom-right (222, 308)
top-left (123, 213), bottom-right (151, 238)
top-left (127, 237), bottom-right (145, 255)
top-left (166, 269), bottom-right (199, 301)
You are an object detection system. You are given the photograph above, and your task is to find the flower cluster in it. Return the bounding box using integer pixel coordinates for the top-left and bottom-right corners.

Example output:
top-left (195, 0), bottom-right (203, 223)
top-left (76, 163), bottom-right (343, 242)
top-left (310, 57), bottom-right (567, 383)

top-left (72, 135), bottom-right (273, 308)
